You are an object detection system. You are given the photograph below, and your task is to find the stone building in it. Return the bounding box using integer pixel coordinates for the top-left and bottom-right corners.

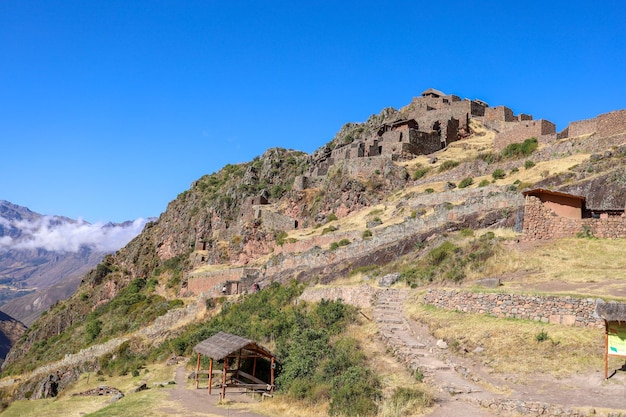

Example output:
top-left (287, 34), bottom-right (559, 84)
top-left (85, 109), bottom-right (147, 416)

top-left (493, 119), bottom-right (556, 152)
top-left (522, 188), bottom-right (626, 240)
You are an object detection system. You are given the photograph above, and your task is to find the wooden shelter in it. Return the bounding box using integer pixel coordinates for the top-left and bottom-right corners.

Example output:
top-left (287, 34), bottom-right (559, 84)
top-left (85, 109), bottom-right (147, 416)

top-left (193, 331), bottom-right (277, 398)
top-left (595, 301), bottom-right (626, 379)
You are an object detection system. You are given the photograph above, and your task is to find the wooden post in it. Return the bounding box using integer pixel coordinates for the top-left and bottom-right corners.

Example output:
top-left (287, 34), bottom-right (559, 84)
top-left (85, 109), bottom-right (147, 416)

top-left (270, 357), bottom-right (275, 394)
top-left (605, 320), bottom-right (609, 380)
top-left (221, 358), bottom-right (228, 399)
top-left (252, 356), bottom-right (257, 378)
top-left (195, 353), bottom-right (201, 389)
top-left (208, 358), bottom-right (213, 394)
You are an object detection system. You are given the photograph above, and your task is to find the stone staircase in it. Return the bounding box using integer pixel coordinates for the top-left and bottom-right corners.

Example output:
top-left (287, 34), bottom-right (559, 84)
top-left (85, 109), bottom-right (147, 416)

top-left (372, 288), bottom-right (625, 417)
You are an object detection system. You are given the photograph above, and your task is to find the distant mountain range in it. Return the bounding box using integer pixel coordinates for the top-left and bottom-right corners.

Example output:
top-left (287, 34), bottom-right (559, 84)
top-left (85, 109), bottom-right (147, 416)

top-left (0, 200), bottom-right (148, 326)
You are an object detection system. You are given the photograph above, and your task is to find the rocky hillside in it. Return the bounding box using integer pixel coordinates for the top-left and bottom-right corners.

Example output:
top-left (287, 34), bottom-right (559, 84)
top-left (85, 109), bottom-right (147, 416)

top-left (2, 91), bottom-right (626, 394)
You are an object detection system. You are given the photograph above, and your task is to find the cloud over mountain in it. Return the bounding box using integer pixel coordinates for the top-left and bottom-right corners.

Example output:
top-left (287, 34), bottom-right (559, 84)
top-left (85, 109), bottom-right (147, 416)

top-left (0, 216), bottom-right (148, 253)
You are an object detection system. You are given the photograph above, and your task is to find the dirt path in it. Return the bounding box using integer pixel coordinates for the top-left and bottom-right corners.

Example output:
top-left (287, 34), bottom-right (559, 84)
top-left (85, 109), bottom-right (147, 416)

top-left (162, 365), bottom-right (266, 417)
top-left (373, 288), bottom-right (626, 416)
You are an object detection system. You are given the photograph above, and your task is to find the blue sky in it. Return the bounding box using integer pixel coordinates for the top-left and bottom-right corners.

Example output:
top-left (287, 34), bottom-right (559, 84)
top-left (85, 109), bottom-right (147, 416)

top-left (1, 1), bottom-right (625, 223)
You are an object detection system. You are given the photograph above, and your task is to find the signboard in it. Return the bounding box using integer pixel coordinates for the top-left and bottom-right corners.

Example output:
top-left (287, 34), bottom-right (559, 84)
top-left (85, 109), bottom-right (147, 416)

top-left (607, 322), bottom-right (626, 357)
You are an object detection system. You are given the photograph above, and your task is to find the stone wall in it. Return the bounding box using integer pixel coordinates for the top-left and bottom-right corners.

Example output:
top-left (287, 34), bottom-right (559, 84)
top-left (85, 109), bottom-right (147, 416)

top-left (422, 289), bottom-right (603, 328)
top-left (567, 117), bottom-right (597, 138)
top-left (493, 120), bottom-right (556, 152)
top-left (485, 106), bottom-right (515, 123)
top-left (341, 155), bottom-right (393, 178)
top-left (186, 268), bottom-right (259, 296)
top-left (597, 110), bottom-right (626, 138)
top-left (261, 188), bottom-right (524, 281)
top-left (523, 195), bottom-right (626, 240)
top-left (257, 209), bottom-right (297, 231)
top-left (298, 285), bottom-right (375, 309)
top-left (563, 110), bottom-right (626, 139)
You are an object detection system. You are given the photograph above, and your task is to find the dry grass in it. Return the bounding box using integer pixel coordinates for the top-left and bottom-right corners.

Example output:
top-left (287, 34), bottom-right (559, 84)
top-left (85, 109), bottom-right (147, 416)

top-left (1, 364), bottom-right (185, 417)
top-left (405, 300), bottom-right (605, 382)
top-left (246, 397), bottom-right (329, 417)
top-left (475, 238), bottom-right (626, 293)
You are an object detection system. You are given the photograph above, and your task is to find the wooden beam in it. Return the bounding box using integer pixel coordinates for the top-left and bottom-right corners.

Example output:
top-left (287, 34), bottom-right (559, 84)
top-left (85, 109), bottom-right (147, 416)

top-left (195, 353), bottom-right (201, 389)
top-left (605, 320), bottom-right (609, 380)
top-left (221, 358), bottom-right (228, 399)
top-left (208, 358), bottom-right (213, 394)
top-left (270, 357), bottom-right (275, 394)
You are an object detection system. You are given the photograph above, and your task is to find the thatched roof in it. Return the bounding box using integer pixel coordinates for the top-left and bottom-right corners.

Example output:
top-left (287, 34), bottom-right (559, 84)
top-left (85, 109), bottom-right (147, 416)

top-left (522, 188), bottom-right (586, 201)
top-left (193, 331), bottom-right (276, 361)
top-left (595, 300), bottom-right (626, 322)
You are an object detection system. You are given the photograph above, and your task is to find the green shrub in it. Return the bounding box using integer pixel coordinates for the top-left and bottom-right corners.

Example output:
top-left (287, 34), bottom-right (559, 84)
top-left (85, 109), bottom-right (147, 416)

top-left (478, 153), bottom-right (497, 164)
top-left (438, 160), bottom-right (459, 172)
top-left (362, 229), bottom-right (372, 239)
top-left (535, 329), bottom-right (549, 342)
top-left (412, 167), bottom-right (430, 180)
top-left (270, 184), bottom-right (285, 199)
top-left (330, 239), bottom-right (351, 250)
top-left (326, 213), bottom-right (338, 222)
top-left (425, 188), bottom-right (435, 194)
top-left (328, 366), bottom-right (380, 416)
top-left (501, 137), bottom-right (538, 159)
top-left (428, 241), bottom-right (457, 266)
top-left (388, 386), bottom-right (433, 412)
top-left (275, 230), bottom-right (288, 246)
top-left (322, 226), bottom-right (337, 235)
top-left (458, 177), bottom-right (474, 189)
top-left (524, 160), bottom-right (536, 169)
top-left (85, 319), bottom-right (102, 343)
top-left (478, 179), bottom-right (490, 187)
top-left (576, 226), bottom-right (595, 239)
top-left (492, 169), bottom-right (505, 180)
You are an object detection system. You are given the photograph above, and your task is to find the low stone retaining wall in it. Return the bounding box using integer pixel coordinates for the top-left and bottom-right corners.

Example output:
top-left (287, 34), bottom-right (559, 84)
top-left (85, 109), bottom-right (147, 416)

top-left (297, 285), bottom-right (375, 309)
top-left (422, 289), bottom-right (604, 328)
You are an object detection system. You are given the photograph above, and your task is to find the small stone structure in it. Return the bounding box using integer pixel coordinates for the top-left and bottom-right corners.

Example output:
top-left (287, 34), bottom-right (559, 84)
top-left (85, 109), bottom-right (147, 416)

top-left (185, 268), bottom-right (260, 297)
top-left (522, 188), bottom-right (626, 240)
top-left (422, 289), bottom-right (604, 328)
top-left (492, 119), bottom-right (556, 152)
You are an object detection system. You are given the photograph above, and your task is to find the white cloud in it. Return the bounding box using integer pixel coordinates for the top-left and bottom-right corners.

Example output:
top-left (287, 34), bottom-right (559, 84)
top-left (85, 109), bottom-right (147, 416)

top-left (0, 216), bottom-right (148, 253)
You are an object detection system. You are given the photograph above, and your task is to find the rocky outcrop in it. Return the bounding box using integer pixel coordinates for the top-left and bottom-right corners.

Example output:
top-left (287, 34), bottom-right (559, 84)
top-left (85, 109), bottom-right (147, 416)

top-left (0, 311), bottom-right (26, 364)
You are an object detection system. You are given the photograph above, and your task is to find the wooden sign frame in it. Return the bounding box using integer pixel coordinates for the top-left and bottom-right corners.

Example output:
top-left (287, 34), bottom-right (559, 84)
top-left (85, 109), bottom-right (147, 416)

top-left (604, 320), bottom-right (626, 379)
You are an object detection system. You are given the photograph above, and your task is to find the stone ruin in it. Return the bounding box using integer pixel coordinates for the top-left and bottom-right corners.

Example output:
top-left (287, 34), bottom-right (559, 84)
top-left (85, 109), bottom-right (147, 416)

top-left (298, 88), bottom-right (561, 185)
top-left (298, 89), bottom-right (626, 190)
